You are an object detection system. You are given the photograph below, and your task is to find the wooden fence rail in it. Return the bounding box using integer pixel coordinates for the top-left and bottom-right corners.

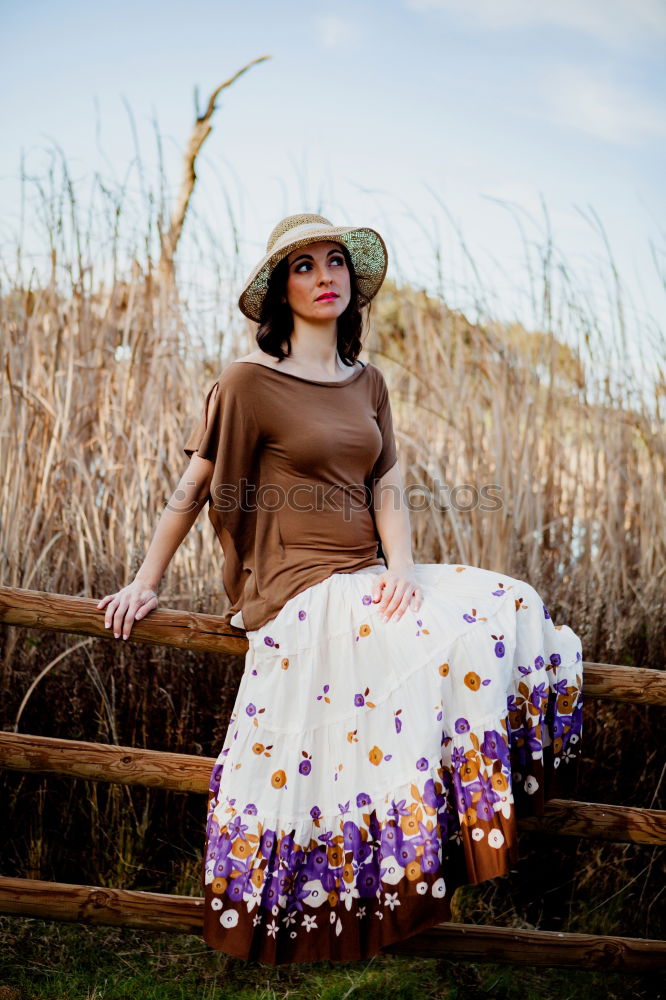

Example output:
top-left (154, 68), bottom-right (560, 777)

top-left (1, 585), bottom-right (665, 704)
top-left (1, 584), bottom-right (664, 972)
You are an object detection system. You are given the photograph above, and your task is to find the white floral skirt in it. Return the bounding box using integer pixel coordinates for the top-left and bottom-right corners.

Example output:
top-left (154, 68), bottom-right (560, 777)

top-left (200, 562), bottom-right (584, 964)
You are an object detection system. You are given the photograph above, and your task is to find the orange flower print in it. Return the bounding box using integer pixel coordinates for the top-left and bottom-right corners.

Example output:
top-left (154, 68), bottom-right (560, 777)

top-left (342, 862), bottom-right (355, 883)
top-left (553, 737), bottom-right (563, 754)
top-left (251, 869), bottom-right (264, 889)
top-left (404, 860), bottom-right (421, 881)
top-left (557, 692), bottom-right (575, 714)
top-left (400, 814), bottom-right (420, 836)
top-left (211, 877), bottom-right (227, 894)
top-left (359, 624), bottom-right (371, 637)
top-left (231, 838), bottom-right (251, 859)
top-left (327, 845), bottom-right (343, 867)
top-left (438, 662), bottom-right (449, 676)
top-left (464, 671), bottom-right (481, 691)
top-left (460, 758), bottom-right (479, 782)
top-left (271, 769), bottom-right (287, 789)
top-left (369, 745), bottom-right (384, 766)
top-left (491, 772), bottom-right (508, 792)
top-left (252, 742), bottom-right (273, 757)
top-left (328, 889), bottom-right (339, 907)
top-left (281, 657), bottom-right (289, 670)
top-left (462, 806), bottom-right (478, 826)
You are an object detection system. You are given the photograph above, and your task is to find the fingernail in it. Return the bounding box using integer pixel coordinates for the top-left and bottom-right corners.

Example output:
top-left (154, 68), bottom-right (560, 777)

top-left (105, 621), bottom-right (110, 628)
top-left (114, 632), bottom-right (119, 638)
top-left (123, 633), bottom-right (128, 640)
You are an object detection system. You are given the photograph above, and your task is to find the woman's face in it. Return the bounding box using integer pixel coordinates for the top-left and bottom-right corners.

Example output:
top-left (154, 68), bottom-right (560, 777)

top-left (284, 240), bottom-right (351, 324)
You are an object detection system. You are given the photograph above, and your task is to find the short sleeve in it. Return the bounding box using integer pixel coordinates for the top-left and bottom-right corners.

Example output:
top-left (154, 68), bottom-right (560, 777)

top-left (368, 367), bottom-right (398, 483)
top-left (182, 366), bottom-right (263, 614)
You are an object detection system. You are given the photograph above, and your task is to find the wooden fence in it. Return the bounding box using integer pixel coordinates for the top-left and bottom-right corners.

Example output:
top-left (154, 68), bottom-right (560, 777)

top-left (1, 584), bottom-right (664, 973)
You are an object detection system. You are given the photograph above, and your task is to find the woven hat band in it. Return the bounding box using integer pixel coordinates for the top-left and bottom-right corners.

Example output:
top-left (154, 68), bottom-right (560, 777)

top-left (268, 221), bottom-right (339, 253)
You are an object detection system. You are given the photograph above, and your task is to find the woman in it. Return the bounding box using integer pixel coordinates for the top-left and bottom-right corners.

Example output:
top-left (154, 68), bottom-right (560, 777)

top-left (97, 213), bottom-right (584, 965)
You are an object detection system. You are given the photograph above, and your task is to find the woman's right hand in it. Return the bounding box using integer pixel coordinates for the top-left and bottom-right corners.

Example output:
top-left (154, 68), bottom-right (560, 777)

top-left (96, 579), bottom-right (159, 640)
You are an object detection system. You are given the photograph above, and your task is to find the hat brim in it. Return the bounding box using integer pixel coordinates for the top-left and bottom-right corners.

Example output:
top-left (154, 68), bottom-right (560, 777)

top-left (238, 225), bottom-right (388, 322)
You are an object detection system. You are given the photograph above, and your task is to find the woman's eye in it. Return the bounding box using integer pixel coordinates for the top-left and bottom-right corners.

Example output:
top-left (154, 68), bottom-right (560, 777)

top-left (294, 256), bottom-right (345, 273)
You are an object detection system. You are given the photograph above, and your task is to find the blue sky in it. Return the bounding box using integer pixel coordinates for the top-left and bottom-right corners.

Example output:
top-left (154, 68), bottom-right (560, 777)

top-left (1, 0), bottom-right (664, 358)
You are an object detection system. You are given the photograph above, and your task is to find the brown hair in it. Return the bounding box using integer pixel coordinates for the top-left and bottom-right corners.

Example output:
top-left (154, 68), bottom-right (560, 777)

top-left (255, 242), bottom-right (372, 364)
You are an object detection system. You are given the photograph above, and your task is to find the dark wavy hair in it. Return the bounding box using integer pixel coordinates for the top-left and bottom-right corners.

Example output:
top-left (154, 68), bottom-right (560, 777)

top-left (255, 242), bottom-right (372, 365)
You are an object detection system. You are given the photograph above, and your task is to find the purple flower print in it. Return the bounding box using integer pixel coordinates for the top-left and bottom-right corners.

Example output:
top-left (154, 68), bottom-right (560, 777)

top-left (494, 640), bottom-right (505, 657)
top-left (416, 756), bottom-right (429, 771)
top-left (362, 594), bottom-right (372, 605)
top-left (304, 847), bottom-right (328, 880)
top-left (518, 664), bottom-right (532, 676)
top-left (475, 797), bottom-right (495, 823)
top-left (463, 613), bottom-right (476, 623)
top-left (492, 588), bottom-right (505, 596)
top-left (260, 828), bottom-right (277, 860)
top-left (227, 872), bottom-right (250, 902)
top-left (416, 619), bottom-right (423, 627)
top-left (394, 710), bottom-right (403, 733)
top-left (530, 683), bottom-right (548, 709)
top-left (397, 840), bottom-right (417, 865)
top-left (421, 848), bottom-right (440, 873)
top-left (480, 730), bottom-right (510, 766)
top-left (343, 820), bottom-right (362, 852)
top-left (452, 745), bottom-right (467, 768)
top-left (279, 833), bottom-right (295, 863)
top-left (298, 609), bottom-right (307, 621)
top-left (356, 792), bottom-right (372, 808)
top-left (357, 861), bottom-right (381, 898)
top-left (245, 703), bottom-right (256, 716)
top-left (534, 655), bottom-right (545, 671)
top-left (455, 717), bottom-right (470, 734)
top-left (543, 605), bottom-right (551, 619)
top-left (423, 777), bottom-right (446, 810)
top-left (299, 759), bottom-right (312, 776)
top-left (388, 797), bottom-right (410, 821)
top-left (339, 800), bottom-right (350, 815)
top-left (550, 653), bottom-right (561, 667)
top-left (354, 693), bottom-right (365, 707)
top-left (228, 816), bottom-right (248, 839)
top-left (553, 679), bottom-right (568, 695)
top-left (381, 823), bottom-right (404, 857)
top-left (310, 805), bottom-right (321, 821)
top-left (243, 803), bottom-right (257, 815)
top-left (264, 636), bottom-right (275, 647)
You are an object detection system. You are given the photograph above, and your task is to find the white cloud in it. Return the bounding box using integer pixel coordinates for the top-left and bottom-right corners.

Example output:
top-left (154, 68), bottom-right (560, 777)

top-left (405, 0), bottom-right (666, 47)
top-left (316, 16), bottom-right (360, 50)
top-left (540, 65), bottom-right (666, 145)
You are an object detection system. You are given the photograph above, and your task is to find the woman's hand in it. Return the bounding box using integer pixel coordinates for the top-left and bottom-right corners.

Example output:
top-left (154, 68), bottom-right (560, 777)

top-left (371, 562), bottom-right (423, 623)
top-left (96, 578), bottom-right (159, 640)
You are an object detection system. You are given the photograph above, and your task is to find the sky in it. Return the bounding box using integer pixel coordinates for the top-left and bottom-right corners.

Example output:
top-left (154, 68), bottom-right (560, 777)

top-left (1, 0), bottom-right (664, 371)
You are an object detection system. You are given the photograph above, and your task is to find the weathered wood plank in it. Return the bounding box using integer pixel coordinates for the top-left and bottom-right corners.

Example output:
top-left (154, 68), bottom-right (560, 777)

top-left (0, 586), bottom-right (664, 704)
top-left (0, 877), bottom-right (663, 971)
top-left (1, 733), bottom-right (664, 845)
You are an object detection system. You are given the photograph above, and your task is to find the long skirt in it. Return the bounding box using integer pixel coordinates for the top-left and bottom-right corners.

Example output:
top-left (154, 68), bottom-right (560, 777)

top-left (200, 562), bottom-right (584, 964)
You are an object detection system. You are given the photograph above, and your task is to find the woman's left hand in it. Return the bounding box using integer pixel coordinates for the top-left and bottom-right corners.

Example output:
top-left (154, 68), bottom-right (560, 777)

top-left (371, 563), bottom-right (423, 622)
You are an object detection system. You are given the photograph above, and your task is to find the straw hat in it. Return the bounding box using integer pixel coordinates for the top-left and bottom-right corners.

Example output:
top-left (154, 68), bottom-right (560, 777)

top-left (238, 213), bottom-right (388, 322)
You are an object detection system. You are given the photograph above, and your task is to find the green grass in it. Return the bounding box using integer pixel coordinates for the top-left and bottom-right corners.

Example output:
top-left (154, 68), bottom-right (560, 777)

top-left (0, 917), bottom-right (661, 1000)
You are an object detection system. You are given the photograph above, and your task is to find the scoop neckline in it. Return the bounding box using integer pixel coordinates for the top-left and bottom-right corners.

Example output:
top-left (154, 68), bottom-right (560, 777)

top-left (232, 358), bottom-right (368, 387)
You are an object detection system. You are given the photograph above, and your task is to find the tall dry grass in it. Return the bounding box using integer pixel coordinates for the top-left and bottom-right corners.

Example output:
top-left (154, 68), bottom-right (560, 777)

top-left (0, 146), bottom-right (664, 944)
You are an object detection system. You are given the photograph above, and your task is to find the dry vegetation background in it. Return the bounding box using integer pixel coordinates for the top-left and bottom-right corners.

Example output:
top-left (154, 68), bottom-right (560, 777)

top-left (0, 82), bottom-right (664, 987)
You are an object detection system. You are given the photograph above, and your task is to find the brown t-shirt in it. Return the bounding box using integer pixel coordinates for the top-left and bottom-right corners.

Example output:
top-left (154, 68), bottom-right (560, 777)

top-left (183, 359), bottom-right (398, 632)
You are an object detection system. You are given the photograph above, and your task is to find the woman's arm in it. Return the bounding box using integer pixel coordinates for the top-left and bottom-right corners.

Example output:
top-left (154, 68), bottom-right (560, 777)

top-left (370, 459), bottom-right (423, 621)
top-left (96, 451), bottom-right (215, 640)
